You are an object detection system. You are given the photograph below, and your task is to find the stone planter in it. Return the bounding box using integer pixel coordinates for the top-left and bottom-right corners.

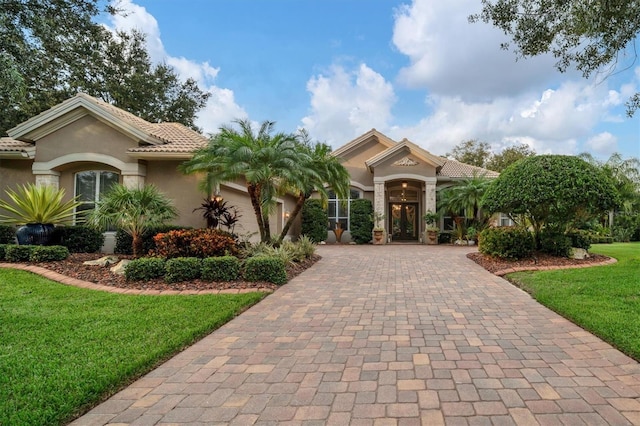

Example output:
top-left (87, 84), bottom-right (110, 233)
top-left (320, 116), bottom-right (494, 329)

top-left (425, 229), bottom-right (439, 245)
top-left (372, 229), bottom-right (386, 245)
top-left (16, 223), bottom-right (55, 245)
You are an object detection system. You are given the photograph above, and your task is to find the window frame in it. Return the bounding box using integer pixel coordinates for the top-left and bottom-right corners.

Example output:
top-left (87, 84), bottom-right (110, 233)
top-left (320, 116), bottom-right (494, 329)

top-left (73, 170), bottom-right (120, 225)
top-left (326, 188), bottom-right (362, 231)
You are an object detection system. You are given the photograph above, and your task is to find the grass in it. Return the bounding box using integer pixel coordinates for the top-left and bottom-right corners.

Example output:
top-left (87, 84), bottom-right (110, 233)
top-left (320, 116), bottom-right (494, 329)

top-left (0, 269), bottom-right (266, 426)
top-left (508, 242), bottom-right (640, 360)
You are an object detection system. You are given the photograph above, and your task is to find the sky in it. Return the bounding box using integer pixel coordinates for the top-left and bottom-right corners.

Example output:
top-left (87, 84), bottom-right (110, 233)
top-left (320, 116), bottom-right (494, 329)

top-left (104, 0), bottom-right (640, 161)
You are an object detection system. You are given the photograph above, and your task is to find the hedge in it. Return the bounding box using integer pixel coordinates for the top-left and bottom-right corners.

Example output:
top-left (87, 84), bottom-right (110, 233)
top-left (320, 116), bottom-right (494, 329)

top-left (479, 227), bottom-right (534, 260)
top-left (243, 256), bottom-right (287, 285)
top-left (201, 256), bottom-right (240, 282)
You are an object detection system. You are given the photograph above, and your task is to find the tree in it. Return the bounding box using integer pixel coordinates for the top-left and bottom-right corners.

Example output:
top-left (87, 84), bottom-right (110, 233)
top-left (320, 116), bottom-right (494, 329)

top-left (472, 0), bottom-right (640, 116)
top-left (1, 1), bottom-right (209, 134)
top-left (438, 173), bottom-right (492, 224)
top-left (180, 119), bottom-right (308, 243)
top-left (482, 155), bottom-right (620, 245)
top-left (86, 184), bottom-right (178, 257)
top-left (487, 144), bottom-right (536, 172)
top-left (276, 132), bottom-right (350, 244)
top-left (446, 140), bottom-right (492, 168)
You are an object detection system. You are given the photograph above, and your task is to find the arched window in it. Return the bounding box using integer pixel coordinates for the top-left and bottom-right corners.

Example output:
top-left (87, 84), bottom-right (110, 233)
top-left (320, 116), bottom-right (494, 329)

top-left (326, 188), bottom-right (361, 231)
top-left (74, 171), bottom-right (119, 222)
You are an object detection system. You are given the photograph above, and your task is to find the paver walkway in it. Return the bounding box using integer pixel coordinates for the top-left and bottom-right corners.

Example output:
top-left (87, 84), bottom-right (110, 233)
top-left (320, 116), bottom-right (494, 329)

top-left (72, 245), bottom-right (640, 425)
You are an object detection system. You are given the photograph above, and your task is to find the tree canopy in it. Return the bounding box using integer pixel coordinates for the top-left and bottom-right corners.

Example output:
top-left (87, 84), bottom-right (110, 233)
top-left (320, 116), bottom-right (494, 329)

top-left (472, 0), bottom-right (640, 116)
top-left (1, 0), bottom-right (209, 134)
top-left (446, 139), bottom-right (536, 172)
top-left (482, 155), bottom-right (620, 241)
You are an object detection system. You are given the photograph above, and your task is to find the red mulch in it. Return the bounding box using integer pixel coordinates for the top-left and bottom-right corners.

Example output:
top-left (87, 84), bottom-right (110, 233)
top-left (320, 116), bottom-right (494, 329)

top-left (467, 251), bottom-right (611, 274)
top-left (33, 253), bottom-right (320, 292)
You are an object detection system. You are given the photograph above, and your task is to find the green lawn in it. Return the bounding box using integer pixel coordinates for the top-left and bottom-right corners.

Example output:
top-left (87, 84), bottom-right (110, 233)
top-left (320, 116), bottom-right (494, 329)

top-left (0, 269), bottom-right (266, 426)
top-left (508, 242), bottom-right (640, 360)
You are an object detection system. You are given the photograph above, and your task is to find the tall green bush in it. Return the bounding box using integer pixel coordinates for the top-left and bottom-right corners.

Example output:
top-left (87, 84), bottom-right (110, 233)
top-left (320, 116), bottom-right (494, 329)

top-left (349, 199), bottom-right (373, 244)
top-left (301, 199), bottom-right (327, 243)
top-left (479, 227), bottom-right (534, 260)
top-left (243, 256), bottom-right (287, 285)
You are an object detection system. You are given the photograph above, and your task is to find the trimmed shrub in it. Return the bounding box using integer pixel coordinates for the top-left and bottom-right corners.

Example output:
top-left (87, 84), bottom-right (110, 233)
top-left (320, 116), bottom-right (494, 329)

top-left (124, 257), bottom-right (166, 281)
top-left (539, 229), bottom-right (572, 257)
top-left (0, 225), bottom-right (15, 244)
top-left (4, 245), bottom-right (33, 262)
top-left (479, 227), bottom-right (534, 260)
top-left (153, 228), bottom-right (236, 259)
top-left (592, 235), bottom-right (614, 244)
top-left (567, 231), bottom-right (592, 251)
top-left (301, 199), bottom-right (328, 243)
top-left (201, 256), bottom-right (240, 282)
top-left (165, 257), bottom-right (202, 283)
top-left (51, 226), bottom-right (105, 253)
top-left (29, 245), bottom-right (69, 262)
top-left (349, 199), bottom-right (374, 244)
top-left (114, 225), bottom-right (187, 255)
top-left (0, 244), bottom-right (7, 260)
top-left (243, 256), bottom-right (287, 285)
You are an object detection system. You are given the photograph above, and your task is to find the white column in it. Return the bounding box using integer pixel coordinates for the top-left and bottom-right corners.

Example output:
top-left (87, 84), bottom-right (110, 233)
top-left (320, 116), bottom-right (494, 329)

top-left (373, 181), bottom-right (385, 227)
top-left (34, 172), bottom-right (60, 190)
top-left (122, 174), bottom-right (145, 189)
top-left (424, 179), bottom-right (437, 215)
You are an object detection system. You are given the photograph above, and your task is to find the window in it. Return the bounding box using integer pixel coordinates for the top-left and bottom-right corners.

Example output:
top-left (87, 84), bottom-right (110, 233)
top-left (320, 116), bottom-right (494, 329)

top-left (499, 213), bottom-right (514, 227)
top-left (75, 171), bottom-right (119, 223)
top-left (326, 188), bottom-right (361, 231)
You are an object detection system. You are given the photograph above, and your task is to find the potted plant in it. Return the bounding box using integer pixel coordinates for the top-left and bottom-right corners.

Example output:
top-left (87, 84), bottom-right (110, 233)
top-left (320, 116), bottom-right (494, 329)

top-left (423, 210), bottom-right (439, 245)
top-left (465, 226), bottom-right (478, 245)
top-left (0, 184), bottom-right (82, 245)
top-left (371, 211), bottom-right (386, 245)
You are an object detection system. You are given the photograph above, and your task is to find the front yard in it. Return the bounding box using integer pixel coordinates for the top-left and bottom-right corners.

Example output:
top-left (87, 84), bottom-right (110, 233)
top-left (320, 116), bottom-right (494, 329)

top-left (0, 270), bottom-right (265, 425)
top-left (507, 243), bottom-right (640, 360)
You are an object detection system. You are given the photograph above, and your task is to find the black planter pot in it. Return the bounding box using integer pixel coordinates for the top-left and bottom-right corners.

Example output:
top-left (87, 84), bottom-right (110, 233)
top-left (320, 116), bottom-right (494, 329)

top-left (16, 223), bottom-right (55, 245)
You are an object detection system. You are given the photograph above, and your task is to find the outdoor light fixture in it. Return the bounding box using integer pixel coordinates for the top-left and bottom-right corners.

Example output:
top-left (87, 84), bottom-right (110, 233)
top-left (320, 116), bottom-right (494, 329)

top-left (402, 181), bottom-right (408, 188)
top-left (284, 210), bottom-right (291, 219)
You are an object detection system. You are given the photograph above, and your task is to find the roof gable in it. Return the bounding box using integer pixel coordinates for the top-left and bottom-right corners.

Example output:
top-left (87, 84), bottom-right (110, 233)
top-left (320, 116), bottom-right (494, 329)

top-left (365, 138), bottom-right (446, 171)
top-left (332, 128), bottom-right (397, 158)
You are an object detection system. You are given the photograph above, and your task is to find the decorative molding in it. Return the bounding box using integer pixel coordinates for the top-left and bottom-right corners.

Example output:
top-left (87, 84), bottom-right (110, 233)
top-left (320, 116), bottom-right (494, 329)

top-left (393, 156), bottom-right (419, 167)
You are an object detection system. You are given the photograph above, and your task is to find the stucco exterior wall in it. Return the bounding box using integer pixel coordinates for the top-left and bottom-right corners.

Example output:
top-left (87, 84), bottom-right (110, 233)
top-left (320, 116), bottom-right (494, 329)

top-left (34, 115), bottom-right (138, 163)
top-left (373, 152), bottom-right (437, 178)
top-left (340, 139), bottom-right (387, 187)
top-left (0, 160), bottom-right (34, 203)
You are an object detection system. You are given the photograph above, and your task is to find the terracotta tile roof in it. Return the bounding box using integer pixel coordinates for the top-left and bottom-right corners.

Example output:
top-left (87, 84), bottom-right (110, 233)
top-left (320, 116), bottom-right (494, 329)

top-left (438, 160), bottom-right (499, 178)
top-left (128, 123), bottom-right (209, 153)
top-left (0, 137), bottom-right (34, 152)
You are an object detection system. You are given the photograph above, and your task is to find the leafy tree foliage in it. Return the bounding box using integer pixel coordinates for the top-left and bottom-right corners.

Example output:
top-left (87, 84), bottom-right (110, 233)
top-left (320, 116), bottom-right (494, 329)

top-left (486, 144), bottom-right (536, 172)
top-left (482, 155), bottom-right (620, 245)
top-left (446, 140), bottom-right (492, 168)
top-left (1, 1), bottom-right (208, 134)
top-left (579, 152), bottom-right (640, 213)
top-left (472, 0), bottom-right (640, 116)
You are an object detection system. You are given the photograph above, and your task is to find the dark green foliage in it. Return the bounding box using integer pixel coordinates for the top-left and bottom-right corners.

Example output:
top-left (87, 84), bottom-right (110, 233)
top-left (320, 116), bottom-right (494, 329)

top-left (0, 244), bottom-right (7, 260)
top-left (243, 256), bottom-right (287, 285)
top-left (349, 199), bottom-right (374, 244)
top-left (301, 199), bottom-right (328, 243)
top-left (124, 257), bottom-right (166, 282)
top-left (614, 212), bottom-right (640, 242)
top-left (567, 231), bottom-right (592, 251)
top-left (4, 245), bottom-right (32, 262)
top-left (29, 246), bottom-right (69, 262)
top-left (0, 225), bottom-right (15, 244)
top-left (482, 155), bottom-right (620, 244)
top-left (114, 225), bottom-right (187, 255)
top-left (591, 235), bottom-right (614, 244)
top-left (479, 227), bottom-right (534, 260)
top-left (201, 256), bottom-right (240, 282)
top-left (539, 230), bottom-right (573, 257)
top-left (165, 257), bottom-right (202, 283)
top-left (51, 226), bottom-right (105, 253)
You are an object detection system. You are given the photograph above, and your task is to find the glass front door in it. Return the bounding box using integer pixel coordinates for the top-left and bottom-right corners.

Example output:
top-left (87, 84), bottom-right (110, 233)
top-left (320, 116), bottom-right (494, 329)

top-left (389, 203), bottom-right (419, 241)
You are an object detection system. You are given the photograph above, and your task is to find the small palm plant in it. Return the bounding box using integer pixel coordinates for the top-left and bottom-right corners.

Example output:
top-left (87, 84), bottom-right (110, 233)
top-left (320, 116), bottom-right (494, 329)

top-left (0, 183), bottom-right (81, 225)
top-left (86, 184), bottom-right (178, 257)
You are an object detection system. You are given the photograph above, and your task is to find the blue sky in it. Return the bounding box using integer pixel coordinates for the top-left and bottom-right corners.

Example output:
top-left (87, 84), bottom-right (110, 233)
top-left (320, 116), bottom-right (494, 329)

top-left (106, 0), bottom-right (640, 161)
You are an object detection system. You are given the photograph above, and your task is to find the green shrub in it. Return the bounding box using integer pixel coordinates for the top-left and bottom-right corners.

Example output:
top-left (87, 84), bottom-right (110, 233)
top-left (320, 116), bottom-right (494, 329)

top-left (613, 212), bottom-right (640, 242)
top-left (539, 229), bottom-right (572, 257)
top-left (124, 257), bottom-right (166, 281)
top-left (4, 245), bottom-right (33, 262)
top-left (301, 199), bottom-right (328, 243)
top-left (567, 231), bottom-right (592, 250)
top-left (296, 235), bottom-right (316, 259)
top-left (0, 244), bottom-right (7, 260)
top-left (479, 227), bottom-right (534, 260)
top-left (114, 225), bottom-right (187, 255)
top-left (165, 257), bottom-right (202, 283)
top-left (153, 228), bottom-right (236, 259)
top-left (243, 256), bottom-right (287, 285)
top-left (29, 245), bottom-right (69, 262)
top-left (0, 225), bottom-right (15, 244)
top-left (201, 256), bottom-right (240, 281)
top-left (592, 235), bottom-right (614, 244)
top-left (51, 226), bottom-right (105, 253)
top-left (349, 199), bottom-right (373, 244)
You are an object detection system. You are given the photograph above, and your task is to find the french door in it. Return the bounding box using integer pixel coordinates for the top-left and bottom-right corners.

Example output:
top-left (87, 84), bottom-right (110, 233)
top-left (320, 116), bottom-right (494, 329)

top-left (389, 203), bottom-right (419, 241)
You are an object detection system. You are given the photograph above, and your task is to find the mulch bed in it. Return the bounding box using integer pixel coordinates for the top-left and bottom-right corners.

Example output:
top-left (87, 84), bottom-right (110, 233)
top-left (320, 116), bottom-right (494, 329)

top-left (467, 251), bottom-right (612, 275)
top-left (33, 253), bottom-right (320, 292)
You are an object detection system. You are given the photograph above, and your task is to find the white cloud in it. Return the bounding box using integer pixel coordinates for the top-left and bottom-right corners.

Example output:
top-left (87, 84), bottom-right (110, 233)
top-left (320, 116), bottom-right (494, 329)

top-left (302, 64), bottom-right (396, 147)
top-left (106, 0), bottom-right (246, 132)
top-left (585, 132), bottom-right (618, 157)
top-left (392, 0), bottom-right (562, 99)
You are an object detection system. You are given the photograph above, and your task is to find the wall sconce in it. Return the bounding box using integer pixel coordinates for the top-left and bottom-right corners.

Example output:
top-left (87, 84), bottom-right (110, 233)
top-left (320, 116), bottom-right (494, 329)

top-left (401, 181), bottom-right (408, 188)
top-left (284, 210), bottom-right (290, 219)
top-left (211, 192), bottom-right (223, 202)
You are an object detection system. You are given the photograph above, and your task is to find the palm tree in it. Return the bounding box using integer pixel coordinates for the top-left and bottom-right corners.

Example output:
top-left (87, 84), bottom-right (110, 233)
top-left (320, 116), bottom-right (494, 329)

top-left (276, 134), bottom-right (350, 244)
top-left (438, 172), bottom-right (492, 225)
top-left (181, 119), bottom-right (307, 243)
top-left (86, 184), bottom-right (178, 257)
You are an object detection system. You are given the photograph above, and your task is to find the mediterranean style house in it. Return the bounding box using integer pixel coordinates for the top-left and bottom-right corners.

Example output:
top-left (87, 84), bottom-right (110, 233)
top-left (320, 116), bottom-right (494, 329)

top-left (0, 93), bottom-right (498, 249)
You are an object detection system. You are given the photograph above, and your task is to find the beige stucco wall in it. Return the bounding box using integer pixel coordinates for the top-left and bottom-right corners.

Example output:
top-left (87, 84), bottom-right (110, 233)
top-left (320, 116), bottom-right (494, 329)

top-left (34, 115), bottom-right (138, 163)
top-left (373, 151), bottom-right (437, 178)
top-left (0, 159), bottom-right (34, 203)
top-left (339, 138), bottom-right (387, 187)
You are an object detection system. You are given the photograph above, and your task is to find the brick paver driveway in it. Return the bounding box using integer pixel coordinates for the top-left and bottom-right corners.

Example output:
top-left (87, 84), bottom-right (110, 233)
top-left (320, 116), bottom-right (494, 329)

top-left (73, 245), bottom-right (640, 425)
